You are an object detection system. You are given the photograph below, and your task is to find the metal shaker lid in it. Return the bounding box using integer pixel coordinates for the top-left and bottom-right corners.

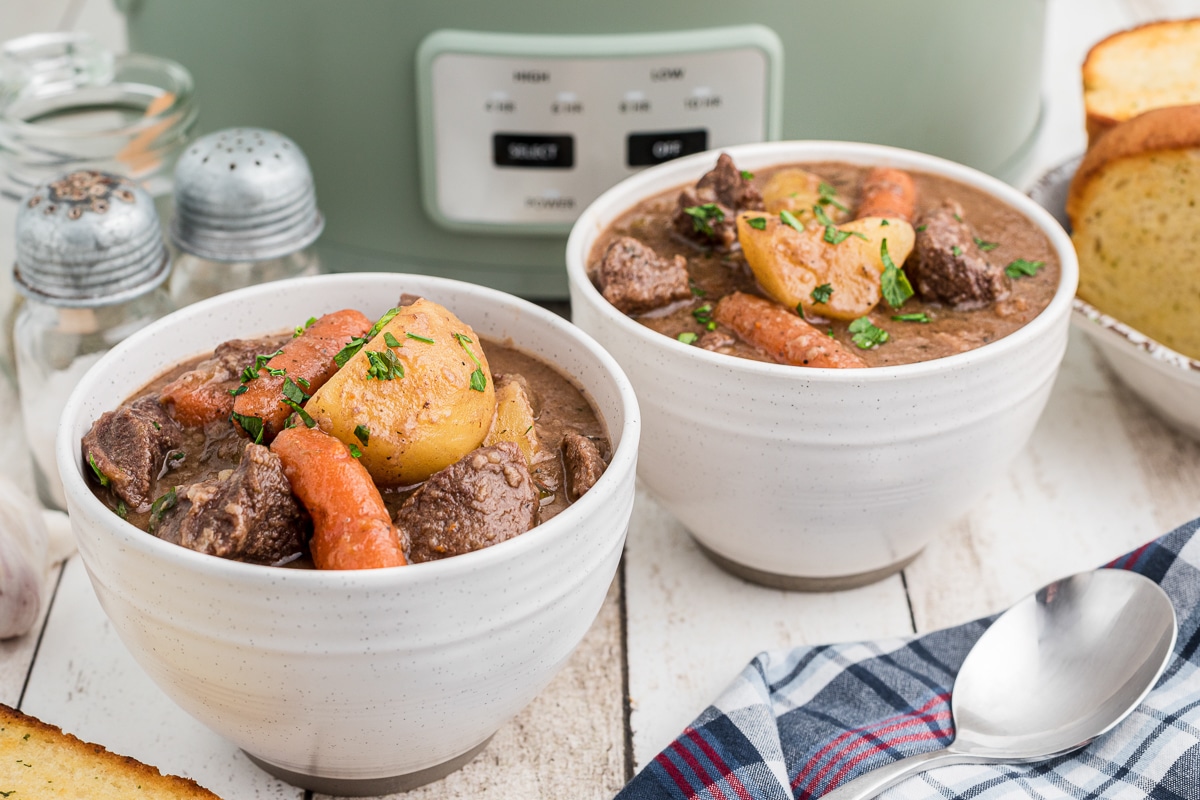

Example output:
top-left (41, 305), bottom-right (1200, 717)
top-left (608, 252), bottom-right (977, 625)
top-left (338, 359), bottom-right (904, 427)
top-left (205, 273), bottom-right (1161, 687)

top-left (171, 128), bottom-right (324, 262)
top-left (14, 170), bottom-right (171, 308)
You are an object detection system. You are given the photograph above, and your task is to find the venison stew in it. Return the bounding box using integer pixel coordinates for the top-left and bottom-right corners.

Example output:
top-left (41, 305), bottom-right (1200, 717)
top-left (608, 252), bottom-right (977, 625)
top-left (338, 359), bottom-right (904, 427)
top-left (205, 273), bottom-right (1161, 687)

top-left (81, 298), bottom-right (609, 569)
top-left (588, 153), bottom-right (1061, 367)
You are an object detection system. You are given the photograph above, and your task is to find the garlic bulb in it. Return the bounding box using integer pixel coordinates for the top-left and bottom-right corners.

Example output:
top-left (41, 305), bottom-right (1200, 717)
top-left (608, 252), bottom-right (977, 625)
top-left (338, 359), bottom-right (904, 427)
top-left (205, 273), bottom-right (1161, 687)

top-left (0, 477), bottom-right (74, 639)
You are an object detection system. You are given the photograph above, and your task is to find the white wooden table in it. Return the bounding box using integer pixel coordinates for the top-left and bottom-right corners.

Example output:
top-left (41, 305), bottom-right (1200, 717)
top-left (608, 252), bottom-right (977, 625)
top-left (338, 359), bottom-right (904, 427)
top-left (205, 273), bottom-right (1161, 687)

top-left (3, 0), bottom-right (1200, 797)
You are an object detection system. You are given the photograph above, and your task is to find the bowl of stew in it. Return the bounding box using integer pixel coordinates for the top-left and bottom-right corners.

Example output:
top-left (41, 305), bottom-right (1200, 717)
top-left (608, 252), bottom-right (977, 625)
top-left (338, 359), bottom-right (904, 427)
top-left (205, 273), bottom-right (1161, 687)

top-left (566, 141), bottom-right (1076, 590)
top-left (56, 273), bottom-right (639, 794)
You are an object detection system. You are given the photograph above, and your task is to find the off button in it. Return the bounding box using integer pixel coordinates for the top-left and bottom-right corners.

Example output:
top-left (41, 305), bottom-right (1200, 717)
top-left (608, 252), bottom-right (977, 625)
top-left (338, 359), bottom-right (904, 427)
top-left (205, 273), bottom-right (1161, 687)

top-left (493, 133), bottom-right (574, 168)
top-left (627, 129), bottom-right (708, 167)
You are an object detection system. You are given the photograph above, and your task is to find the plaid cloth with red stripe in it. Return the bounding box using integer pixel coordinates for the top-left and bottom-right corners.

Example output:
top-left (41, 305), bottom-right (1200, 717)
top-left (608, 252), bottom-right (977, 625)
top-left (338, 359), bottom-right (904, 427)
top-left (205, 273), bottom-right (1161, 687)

top-left (617, 517), bottom-right (1200, 800)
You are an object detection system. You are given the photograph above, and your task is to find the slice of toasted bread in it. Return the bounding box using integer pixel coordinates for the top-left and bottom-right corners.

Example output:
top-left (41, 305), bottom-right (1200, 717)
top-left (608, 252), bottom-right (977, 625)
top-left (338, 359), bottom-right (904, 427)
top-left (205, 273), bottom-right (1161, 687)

top-left (0, 703), bottom-right (222, 798)
top-left (1083, 18), bottom-right (1200, 145)
top-left (1067, 104), bottom-right (1200, 359)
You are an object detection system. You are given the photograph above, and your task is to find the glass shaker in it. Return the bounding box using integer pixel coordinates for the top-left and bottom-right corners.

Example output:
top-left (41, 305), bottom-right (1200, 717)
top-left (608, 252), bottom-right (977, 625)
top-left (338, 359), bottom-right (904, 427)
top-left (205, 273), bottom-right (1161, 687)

top-left (168, 128), bottom-right (324, 307)
top-left (0, 31), bottom-right (195, 376)
top-left (13, 170), bottom-right (172, 510)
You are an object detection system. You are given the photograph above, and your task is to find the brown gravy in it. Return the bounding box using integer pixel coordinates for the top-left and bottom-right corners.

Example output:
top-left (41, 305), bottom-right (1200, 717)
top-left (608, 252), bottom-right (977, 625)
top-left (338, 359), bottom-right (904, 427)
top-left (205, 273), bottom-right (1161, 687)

top-left (590, 161), bottom-right (1060, 367)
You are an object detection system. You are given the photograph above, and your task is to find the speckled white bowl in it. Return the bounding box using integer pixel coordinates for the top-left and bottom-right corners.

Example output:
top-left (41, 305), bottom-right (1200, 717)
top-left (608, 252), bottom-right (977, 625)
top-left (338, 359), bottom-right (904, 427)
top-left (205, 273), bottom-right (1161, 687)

top-left (56, 273), bottom-right (639, 795)
top-left (567, 141), bottom-right (1077, 589)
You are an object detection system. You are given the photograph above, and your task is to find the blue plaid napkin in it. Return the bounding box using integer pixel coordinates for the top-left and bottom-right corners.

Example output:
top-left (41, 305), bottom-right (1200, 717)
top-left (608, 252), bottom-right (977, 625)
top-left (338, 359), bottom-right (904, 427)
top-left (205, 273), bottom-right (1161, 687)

top-left (618, 518), bottom-right (1200, 799)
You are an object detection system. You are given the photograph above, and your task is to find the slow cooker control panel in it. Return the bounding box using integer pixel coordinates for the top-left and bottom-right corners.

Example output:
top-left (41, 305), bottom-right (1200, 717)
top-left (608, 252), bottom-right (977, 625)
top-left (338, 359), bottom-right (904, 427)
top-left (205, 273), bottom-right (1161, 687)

top-left (417, 27), bottom-right (783, 235)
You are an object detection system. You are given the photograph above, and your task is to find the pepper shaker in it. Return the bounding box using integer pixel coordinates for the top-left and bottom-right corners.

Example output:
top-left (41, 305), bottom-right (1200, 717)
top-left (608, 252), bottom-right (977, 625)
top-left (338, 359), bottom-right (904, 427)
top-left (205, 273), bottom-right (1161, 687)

top-left (168, 128), bottom-right (323, 307)
top-left (13, 170), bottom-right (172, 510)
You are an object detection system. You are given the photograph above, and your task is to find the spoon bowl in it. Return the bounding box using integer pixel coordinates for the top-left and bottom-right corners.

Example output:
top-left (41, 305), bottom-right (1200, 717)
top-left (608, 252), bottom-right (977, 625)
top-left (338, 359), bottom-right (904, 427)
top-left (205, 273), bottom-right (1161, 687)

top-left (821, 568), bottom-right (1177, 799)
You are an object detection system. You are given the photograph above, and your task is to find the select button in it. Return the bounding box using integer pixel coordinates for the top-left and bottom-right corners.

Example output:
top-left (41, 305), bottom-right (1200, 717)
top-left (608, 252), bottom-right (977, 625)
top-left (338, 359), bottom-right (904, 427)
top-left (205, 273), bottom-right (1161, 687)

top-left (493, 133), bottom-right (575, 169)
top-left (627, 129), bottom-right (708, 167)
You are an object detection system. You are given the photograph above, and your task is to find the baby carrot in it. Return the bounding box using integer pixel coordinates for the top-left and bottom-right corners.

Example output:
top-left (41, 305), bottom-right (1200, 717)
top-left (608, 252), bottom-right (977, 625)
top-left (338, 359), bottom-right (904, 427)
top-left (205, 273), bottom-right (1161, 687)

top-left (232, 309), bottom-right (371, 442)
top-left (856, 167), bottom-right (917, 223)
top-left (271, 426), bottom-right (406, 570)
top-left (714, 292), bottom-right (867, 369)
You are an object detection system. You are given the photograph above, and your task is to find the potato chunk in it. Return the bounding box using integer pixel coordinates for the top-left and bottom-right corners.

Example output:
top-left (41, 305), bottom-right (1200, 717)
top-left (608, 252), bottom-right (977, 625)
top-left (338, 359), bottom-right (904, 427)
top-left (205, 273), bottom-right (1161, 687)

top-left (483, 374), bottom-right (541, 465)
top-left (737, 212), bottom-right (915, 321)
top-left (304, 299), bottom-right (497, 486)
top-left (761, 168), bottom-right (848, 222)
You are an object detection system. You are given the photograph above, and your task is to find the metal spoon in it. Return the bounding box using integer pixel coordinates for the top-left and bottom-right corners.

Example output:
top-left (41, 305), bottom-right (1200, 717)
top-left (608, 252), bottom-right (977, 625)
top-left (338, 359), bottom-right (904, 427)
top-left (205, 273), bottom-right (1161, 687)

top-left (820, 568), bottom-right (1177, 800)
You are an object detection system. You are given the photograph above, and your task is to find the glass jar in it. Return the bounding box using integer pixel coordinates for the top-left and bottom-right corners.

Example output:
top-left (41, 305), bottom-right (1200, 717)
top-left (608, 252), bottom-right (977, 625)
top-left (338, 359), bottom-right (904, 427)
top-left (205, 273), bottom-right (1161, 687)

top-left (0, 32), bottom-right (195, 376)
top-left (12, 170), bottom-right (172, 510)
top-left (169, 127), bottom-right (325, 307)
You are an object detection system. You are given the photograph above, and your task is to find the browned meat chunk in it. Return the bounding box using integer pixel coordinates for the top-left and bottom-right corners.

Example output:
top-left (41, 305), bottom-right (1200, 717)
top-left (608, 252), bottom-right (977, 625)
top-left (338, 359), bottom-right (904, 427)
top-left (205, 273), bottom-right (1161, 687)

top-left (160, 336), bottom-right (285, 428)
top-left (562, 433), bottom-right (606, 500)
top-left (910, 201), bottom-right (1011, 308)
top-left (698, 330), bottom-right (737, 352)
top-left (674, 153), bottom-right (764, 249)
top-left (82, 396), bottom-right (183, 512)
top-left (594, 236), bottom-right (691, 315)
top-left (399, 441), bottom-right (538, 563)
top-left (153, 443), bottom-right (310, 565)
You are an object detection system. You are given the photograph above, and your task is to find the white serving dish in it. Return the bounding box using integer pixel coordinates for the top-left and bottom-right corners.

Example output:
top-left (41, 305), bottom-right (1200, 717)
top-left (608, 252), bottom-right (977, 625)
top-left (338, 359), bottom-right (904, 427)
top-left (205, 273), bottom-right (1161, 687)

top-left (567, 141), bottom-right (1078, 590)
top-left (56, 273), bottom-right (640, 795)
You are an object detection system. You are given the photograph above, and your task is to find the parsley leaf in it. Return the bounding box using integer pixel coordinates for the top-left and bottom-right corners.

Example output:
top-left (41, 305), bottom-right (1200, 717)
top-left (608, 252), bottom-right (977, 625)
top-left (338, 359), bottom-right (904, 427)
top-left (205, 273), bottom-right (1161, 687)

top-left (817, 181), bottom-right (849, 213)
top-left (228, 384), bottom-right (248, 396)
top-left (848, 317), bottom-right (890, 349)
top-left (367, 308), bottom-right (401, 339)
top-left (747, 216), bottom-right (767, 231)
top-left (349, 443), bottom-right (362, 458)
top-left (87, 452), bottom-right (109, 487)
top-left (676, 332), bottom-right (699, 345)
top-left (333, 336), bottom-right (366, 368)
top-left (974, 237), bottom-right (999, 251)
top-left (892, 312), bottom-right (930, 323)
top-left (406, 332), bottom-right (435, 344)
top-left (383, 332), bottom-right (402, 348)
top-left (692, 303), bottom-right (714, 326)
top-left (683, 204), bottom-right (725, 237)
top-left (879, 238), bottom-right (914, 309)
top-left (814, 204), bottom-right (865, 244)
top-left (365, 349), bottom-right (404, 380)
top-left (293, 316), bottom-right (317, 337)
top-left (951, 245), bottom-right (963, 257)
top-left (740, 170), bottom-right (754, 180)
top-left (281, 376), bottom-right (308, 405)
top-left (1005, 259), bottom-right (1044, 279)
top-left (231, 412), bottom-right (265, 444)
top-left (454, 333), bottom-right (488, 392)
top-left (148, 487), bottom-right (178, 532)
top-left (689, 280), bottom-right (707, 297)
top-left (354, 424), bottom-right (370, 445)
top-left (780, 209), bottom-right (805, 233)
top-left (811, 284), bottom-right (833, 304)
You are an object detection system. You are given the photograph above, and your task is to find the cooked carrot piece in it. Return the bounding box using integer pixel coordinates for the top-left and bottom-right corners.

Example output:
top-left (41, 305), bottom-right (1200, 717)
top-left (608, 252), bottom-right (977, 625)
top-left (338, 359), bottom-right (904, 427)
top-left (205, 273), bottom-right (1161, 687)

top-left (714, 292), bottom-right (867, 368)
top-left (856, 167), bottom-right (917, 223)
top-left (271, 426), bottom-right (407, 570)
top-left (232, 309), bottom-right (371, 442)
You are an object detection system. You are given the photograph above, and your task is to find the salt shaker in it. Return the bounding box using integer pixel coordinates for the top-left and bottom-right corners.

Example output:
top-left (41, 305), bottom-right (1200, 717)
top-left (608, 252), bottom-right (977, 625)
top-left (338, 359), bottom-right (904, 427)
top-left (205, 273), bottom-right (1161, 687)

top-left (13, 170), bottom-right (172, 510)
top-left (168, 128), bottom-right (323, 306)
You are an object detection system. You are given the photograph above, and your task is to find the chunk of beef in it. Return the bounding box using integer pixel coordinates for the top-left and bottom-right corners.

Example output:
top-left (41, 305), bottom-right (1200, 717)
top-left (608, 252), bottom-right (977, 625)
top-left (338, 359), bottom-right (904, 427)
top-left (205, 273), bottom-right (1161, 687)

top-left (399, 441), bottom-right (538, 563)
top-left (910, 201), bottom-right (1011, 308)
top-left (153, 443), bottom-right (309, 565)
top-left (82, 396), bottom-right (182, 512)
top-left (595, 236), bottom-right (691, 315)
top-left (673, 153), bottom-right (764, 249)
top-left (698, 330), bottom-right (736, 352)
top-left (561, 433), bottom-right (606, 500)
top-left (160, 335), bottom-right (285, 427)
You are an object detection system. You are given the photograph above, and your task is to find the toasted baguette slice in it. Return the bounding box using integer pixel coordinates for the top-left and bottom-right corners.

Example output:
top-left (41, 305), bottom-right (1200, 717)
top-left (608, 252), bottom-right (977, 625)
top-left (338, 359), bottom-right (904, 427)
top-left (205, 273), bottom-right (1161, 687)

top-left (1067, 104), bottom-right (1200, 358)
top-left (0, 703), bottom-right (222, 798)
top-left (1083, 18), bottom-right (1200, 145)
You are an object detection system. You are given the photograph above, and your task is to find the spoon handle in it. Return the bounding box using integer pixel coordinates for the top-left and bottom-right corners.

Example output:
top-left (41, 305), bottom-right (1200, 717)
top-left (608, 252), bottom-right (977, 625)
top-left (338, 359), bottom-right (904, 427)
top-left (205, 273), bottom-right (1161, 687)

top-left (816, 748), bottom-right (981, 800)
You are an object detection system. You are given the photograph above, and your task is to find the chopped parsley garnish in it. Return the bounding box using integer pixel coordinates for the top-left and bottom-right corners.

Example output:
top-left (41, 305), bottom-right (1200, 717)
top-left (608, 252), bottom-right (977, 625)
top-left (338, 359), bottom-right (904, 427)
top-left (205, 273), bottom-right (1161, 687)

top-left (87, 452), bottom-right (109, 487)
top-left (953, 212), bottom-right (963, 222)
top-left (814, 204), bottom-right (866, 244)
top-left (383, 332), bottom-right (402, 348)
top-left (689, 280), bottom-right (707, 298)
top-left (848, 317), bottom-right (889, 349)
top-left (333, 337), bottom-right (367, 368)
top-left (453, 333), bottom-right (488, 392)
top-left (916, 224), bottom-right (928, 232)
top-left (293, 316), bottom-right (317, 337)
top-left (747, 216), bottom-right (767, 231)
top-left (880, 219), bottom-right (890, 226)
top-left (240, 349), bottom-right (284, 383)
top-left (228, 384), bottom-right (248, 396)
top-left (677, 332), bottom-right (699, 345)
top-left (354, 424), bottom-right (370, 446)
top-left (892, 312), bottom-right (930, 323)
top-left (231, 412), bottom-right (265, 444)
top-left (405, 332), bottom-right (435, 344)
top-left (169, 451), bottom-right (185, 462)
top-left (116, 501), bottom-right (127, 519)
top-left (879, 238), bottom-right (914, 309)
top-left (152, 421), bottom-right (160, 431)
top-left (951, 245), bottom-right (963, 257)
top-left (811, 283), bottom-right (833, 304)
top-left (740, 170), bottom-right (754, 180)
top-left (1005, 259), bottom-right (1045, 279)
top-left (780, 209), bottom-right (805, 233)
top-left (817, 181), bottom-right (849, 213)
top-left (974, 237), bottom-right (999, 251)
top-left (281, 376), bottom-right (308, 405)
top-left (148, 487), bottom-right (177, 532)
top-left (683, 203), bottom-right (725, 237)
top-left (692, 303), bottom-right (714, 326)
top-left (349, 443), bottom-right (362, 458)
top-left (367, 308), bottom-right (401, 339)
top-left (365, 349), bottom-right (404, 381)
top-left (795, 302), bottom-right (806, 320)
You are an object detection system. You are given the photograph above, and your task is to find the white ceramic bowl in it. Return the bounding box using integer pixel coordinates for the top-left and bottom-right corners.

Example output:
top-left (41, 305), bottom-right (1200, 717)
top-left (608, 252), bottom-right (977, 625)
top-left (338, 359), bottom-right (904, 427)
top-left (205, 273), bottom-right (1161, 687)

top-left (1029, 156), bottom-right (1200, 440)
top-left (56, 274), bottom-right (640, 795)
top-left (567, 141), bottom-right (1078, 589)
